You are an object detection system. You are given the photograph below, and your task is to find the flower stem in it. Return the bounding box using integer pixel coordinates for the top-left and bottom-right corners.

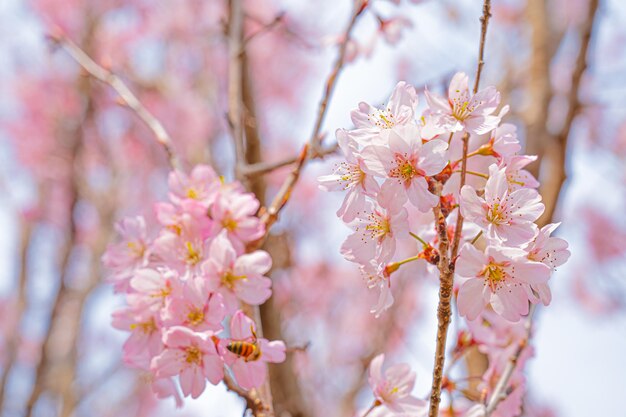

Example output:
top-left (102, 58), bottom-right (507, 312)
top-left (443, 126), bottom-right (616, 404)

top-left (362, 400), bottom-right (381, 417)
top-left (453, 169), bottom-right (488, 179)
top-left (470, 230), bottom-right (483, 245)
top-left (409, 232), bottom-right (429, 247)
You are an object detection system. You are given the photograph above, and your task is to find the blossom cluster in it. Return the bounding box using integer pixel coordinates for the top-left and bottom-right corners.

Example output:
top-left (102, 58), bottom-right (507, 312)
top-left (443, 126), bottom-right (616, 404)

top-left (319, 72), bottom-right (570, 321)
top-left (103, 165), bottom-right (285, 404)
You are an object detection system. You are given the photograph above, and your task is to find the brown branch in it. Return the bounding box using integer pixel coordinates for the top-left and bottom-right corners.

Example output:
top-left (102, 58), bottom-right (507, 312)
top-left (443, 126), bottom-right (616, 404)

top-left (538, 0), bottom-right (599, 226)
top-left (428, 4), bottom-right (492, 417)
top-left (228, 0), bottom-right (246, 170)
top-left (253, 3), bottom-right (363, 239)
top-left (0, 217), bottom-right (33, 411)
top-left (51, 34), bottom-right (180, 170)
top-left (472, 0), bottom-right (492, 94)
top-left (427, 181), bottom-right (454, 417)
top-left (240, 141), bottom-right (338, 177)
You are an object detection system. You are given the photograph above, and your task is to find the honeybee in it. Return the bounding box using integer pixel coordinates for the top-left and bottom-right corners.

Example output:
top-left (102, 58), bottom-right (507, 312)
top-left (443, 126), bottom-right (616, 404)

top-left (226, 326), bottom-right (261, 362)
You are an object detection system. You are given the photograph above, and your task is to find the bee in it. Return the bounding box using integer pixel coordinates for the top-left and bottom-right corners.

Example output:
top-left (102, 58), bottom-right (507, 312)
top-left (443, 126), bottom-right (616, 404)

top-left (226, 326), bottom-right (261, 362)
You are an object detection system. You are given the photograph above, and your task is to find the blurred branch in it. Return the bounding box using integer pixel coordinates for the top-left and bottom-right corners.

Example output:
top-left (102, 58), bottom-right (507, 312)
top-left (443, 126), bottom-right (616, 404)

top-left (538, 0), bottom-right (600, 226)
top-left (239, 141), bottom-right (337, 177)
top-left (227, 0), bottom-right (247, 173)
top-left (24, 105), bottom-right (84, 417)
top-left (256, 2), bottom-right (364, 236)
top-left (0, 217), bottom-right (33, 411)
top-left (428, 3), bottom-right (491, 417)
top-left (50, 33), bottom-right (180, 170)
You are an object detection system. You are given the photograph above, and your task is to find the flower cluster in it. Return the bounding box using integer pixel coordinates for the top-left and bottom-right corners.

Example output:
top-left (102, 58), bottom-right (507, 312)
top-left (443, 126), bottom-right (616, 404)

top-left (320, 72), bottom-right (570, 321)
top-left (103, 165), bottom-right (285, 403)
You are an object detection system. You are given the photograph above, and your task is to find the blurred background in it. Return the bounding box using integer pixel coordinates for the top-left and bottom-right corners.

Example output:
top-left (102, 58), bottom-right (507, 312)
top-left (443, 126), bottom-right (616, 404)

top-left (0, 0), bottom-right (625, 416)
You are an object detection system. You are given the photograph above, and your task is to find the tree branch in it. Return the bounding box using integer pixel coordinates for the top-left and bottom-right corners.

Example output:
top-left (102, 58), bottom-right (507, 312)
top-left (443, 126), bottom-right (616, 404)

top-left (51, 34), bottom-right (180, 170)
top-left (428, 3), bottom-right (492, 416)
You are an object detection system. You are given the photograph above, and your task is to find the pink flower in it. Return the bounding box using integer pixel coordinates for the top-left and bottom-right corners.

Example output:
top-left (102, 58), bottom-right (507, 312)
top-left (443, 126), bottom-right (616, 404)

top-left (340, 187), bottom-right (409, 265)
top-left (318, 129), bottom-right (380, 222)
top-left (349, 81), bottom-right (419, 144)
top-left (102, 216), bottom-right (150, 292)
top-left (490, 123), bottom-right (520, 160)
top-left (367, 354), bottom-right (427, 417)
top-left (523, 223), bottom-right (570, 305)
top-left (360, 261), bottom-right (394, 318)
top-left (362, 124), bottom-right (448, 212)
top-left (162, 278), bottom-right (226, 332)
top-left (129, 268), bottom-right (181, 310)
top-left (151, 326), bottom-right (223, 399)
top-left (500, 155), bottom-right (540, 191)
top-left (168, 164), bottom-right (219, 206)
top-left (209, 191), bottom-right (264, 252)
top-left (152, 216), bottom-right (210, 273)
top-left (220, 311), bottom-right (286, 390)
top-left (456, 243), bottom-right (551, 321)
top-left (425, 72), bottom-right (501, 135)
top-left (112, 302), bottom-right (163, 369)
top-left (201, 232), bottom-right (272, 313)
top-left (460, 164), bottom-right (544, 245)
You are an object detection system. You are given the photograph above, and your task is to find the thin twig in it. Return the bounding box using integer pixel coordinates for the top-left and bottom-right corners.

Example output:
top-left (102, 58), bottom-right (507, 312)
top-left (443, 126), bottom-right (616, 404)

top-left (51, 34), bottom-right (180, 170)
top-left (450, 0), bottom-right (492, 262)
top-left (428, 3), bottom-right (492, 417)
top-left (254, 3), bottom-right (364, 239)
top-left (240, 142), bottom-right (338, 177)
top-left (484, 305), bottom-right (534, 416)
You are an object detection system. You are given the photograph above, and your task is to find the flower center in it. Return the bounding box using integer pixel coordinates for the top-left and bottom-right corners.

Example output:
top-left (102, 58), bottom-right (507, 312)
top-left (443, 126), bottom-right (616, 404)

top-left (187, 308), bottom-right (204, 326)
top-left (389, 153), bottom-right (420, 184)
top-left (184, 346), bottom-right (203, 365)
top-left (481, 261), bottom-right (509, 292)
top-left (450, 91), bottom-right (480, 121)
top-left (337, 162), bottom-right (365, 189)
top-left (370, 108), bottom-right (396, 129)
top-left (186, 187), bottom-right (198, 199)
top-left (185, 241), bottom-right (201, 265)
top-left (222, 217), bottom-right (238, 232)
top-left (130, 318), bottom-right (157, 334)
top-left (222, 271), bottom-right (247, 290)
top-left (364, 212), bottom-right (391, 242)
top-left (126, 241), bottom-right (145, 258)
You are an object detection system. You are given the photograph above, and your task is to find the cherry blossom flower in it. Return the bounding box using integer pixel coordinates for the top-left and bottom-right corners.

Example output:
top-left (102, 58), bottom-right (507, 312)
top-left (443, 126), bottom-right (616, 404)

top-left (483, 123), bottom-right (521, 161)
top-left (151, 326), bottom-right (223, 399)
top-left (500, 155), bottom-right (540, 191)
top-left (425, 72), bottom-right (501, 135)
top-left (201, 232), bottom-right (272, 312)
top-left (102, 216), bottom-right (150, 292)
top-left (360, 261), bottom-right (394, 318)
top-left (129, 268), bottom-right (181, 310)
top-left (460, 164), bottom-right (544, 245)
top-left (220, 311), bottom-right (286, 390)
top-left (367, 353), bottom-right (427, 417)
top-left (349, 81), bottom-right (419, 144)
top-left (112, 302), bottom-right (163, 368)
top-left (362, 124), bottom-right (448, 211)
top-left (318, 129), bottom-right (379, 222)
top-left (209, 191), bottom-right (264, 252)
top-left (162, 278), bottom-right (226, 332)
top-left (523, 223), bottom-right (570, 305)
top-left (340, 187), bottom-right (409, 265)
top-left (168, 164), bottom-right (219, 206)
top-left (456, 244), bottom-right (551, 321)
